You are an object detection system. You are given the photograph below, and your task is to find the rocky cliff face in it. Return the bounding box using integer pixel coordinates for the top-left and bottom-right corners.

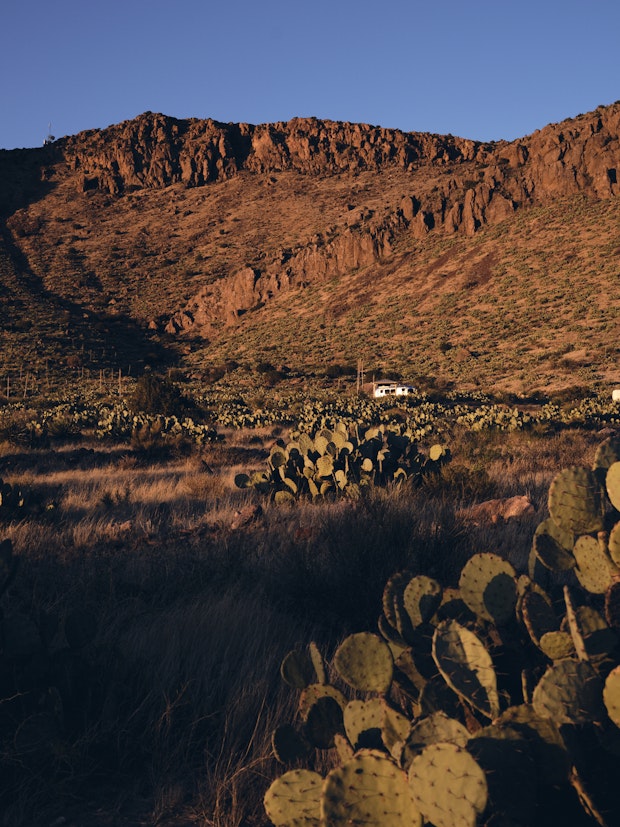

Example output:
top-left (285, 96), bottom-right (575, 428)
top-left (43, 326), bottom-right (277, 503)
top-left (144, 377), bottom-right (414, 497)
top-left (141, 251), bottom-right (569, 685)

top-left (63, 106), bottom-right (619, 208)
top-left (3, 104), bottom-right (620, 338)
top-left (64, 114), bottom-right (483, 194)
top-left (154, 105), bottom-right (619, 333)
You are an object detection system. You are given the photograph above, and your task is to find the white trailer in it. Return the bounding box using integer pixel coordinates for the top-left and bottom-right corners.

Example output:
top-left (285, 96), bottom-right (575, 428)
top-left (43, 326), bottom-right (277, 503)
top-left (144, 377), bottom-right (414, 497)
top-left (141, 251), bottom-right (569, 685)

top-left (373, 383), bottom-right (416, 399)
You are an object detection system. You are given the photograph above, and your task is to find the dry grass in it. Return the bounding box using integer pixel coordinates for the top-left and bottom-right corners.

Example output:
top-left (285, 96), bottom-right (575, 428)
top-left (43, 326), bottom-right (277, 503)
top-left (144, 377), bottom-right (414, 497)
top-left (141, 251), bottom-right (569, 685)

top-left (0, 425), bottom-right (606, 825)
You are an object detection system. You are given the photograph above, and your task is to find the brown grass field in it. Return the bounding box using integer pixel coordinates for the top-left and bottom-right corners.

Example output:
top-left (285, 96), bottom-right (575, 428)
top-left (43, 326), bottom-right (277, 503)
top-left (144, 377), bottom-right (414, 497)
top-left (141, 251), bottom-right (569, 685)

top-left (0, 419), bottom-right (607, 826)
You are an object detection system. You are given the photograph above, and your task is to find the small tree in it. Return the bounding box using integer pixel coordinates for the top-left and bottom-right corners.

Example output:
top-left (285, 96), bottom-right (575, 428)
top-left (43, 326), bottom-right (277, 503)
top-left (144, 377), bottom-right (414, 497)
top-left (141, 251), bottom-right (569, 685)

top-left (128, 373), bottom-right (186, 416)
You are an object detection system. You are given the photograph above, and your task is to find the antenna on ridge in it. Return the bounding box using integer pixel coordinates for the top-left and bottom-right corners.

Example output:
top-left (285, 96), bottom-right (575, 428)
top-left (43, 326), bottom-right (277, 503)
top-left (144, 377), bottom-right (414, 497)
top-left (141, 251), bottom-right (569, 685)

top-left (43, 122), bottom-right (55, 146)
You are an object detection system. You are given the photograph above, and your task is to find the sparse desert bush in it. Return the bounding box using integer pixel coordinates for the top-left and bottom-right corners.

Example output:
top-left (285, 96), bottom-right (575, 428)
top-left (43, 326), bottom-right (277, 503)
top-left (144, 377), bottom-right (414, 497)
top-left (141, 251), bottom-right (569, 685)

top-left (129, 372), bottom-right (190, 416)
top-left (324, 363), bottom-right (356, 378)
top-left (131, 417), bottom-right (193, 458)
top-left (420, 461), bottom-right (497, 502)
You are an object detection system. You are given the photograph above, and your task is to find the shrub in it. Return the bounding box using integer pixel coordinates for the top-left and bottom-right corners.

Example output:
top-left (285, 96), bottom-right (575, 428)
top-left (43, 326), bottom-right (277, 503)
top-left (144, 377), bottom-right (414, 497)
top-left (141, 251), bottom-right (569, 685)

top-left (325, 364), bottom-right (356, 379)
top-left (129, 373), bottom-right (188, 416)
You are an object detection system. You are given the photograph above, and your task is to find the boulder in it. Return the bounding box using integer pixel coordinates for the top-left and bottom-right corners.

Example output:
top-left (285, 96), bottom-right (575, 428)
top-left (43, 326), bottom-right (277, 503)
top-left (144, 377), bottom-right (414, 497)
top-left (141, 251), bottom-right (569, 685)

top-left (463, 495), bottom-right (536, 525)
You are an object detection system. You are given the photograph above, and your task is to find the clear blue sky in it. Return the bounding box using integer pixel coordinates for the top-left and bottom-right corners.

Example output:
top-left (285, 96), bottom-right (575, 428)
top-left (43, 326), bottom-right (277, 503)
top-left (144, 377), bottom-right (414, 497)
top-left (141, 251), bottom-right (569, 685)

top-left (2, 0), bottom-right (619, 150)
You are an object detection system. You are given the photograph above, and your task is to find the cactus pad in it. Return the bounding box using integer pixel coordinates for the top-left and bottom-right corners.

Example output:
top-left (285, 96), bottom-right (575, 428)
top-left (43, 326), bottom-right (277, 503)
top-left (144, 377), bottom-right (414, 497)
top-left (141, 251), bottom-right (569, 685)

top-left (575, 604), bottom-right (617, 658)
top-left (272, 724), bottom-right (311, 764)
top-left (562, 586), bottom-right (589, 662)
top-left (382, 571), bottom-right (410, 630)
top-left (429, 444), bottom-right (448, 461)
top-left (573, 534), bottom-right (613, 594)
top-left (382, 701), bottom-right (412, 761)
top-left (521, 588), bottom-right (559, 647)
top-left (432, 619), bottom-right (500, 718)
top-left (264, 769), bottom-right (323, 826)
top-left (548, 467), bottom-right (604, 535)
top-left (401, 712), bottom-right (469, 769)
top-left (378, 613), bottom-right (408, 653)
top-left (496, 704), bottom-right (569, 787)
top-left (333, 732), bottom-right (354, 763)
top-left (607, 462), bottom-right (620, 511)
top-left (322, 750), bottom-right (421, 827)
top-left (274, 489), bottom-right (295, 505)
top-left (593, 436), bottom-right (620, 475)
top-left (308, 641), bottom-right (326, 684)
top-left (609, 522), bottom-right (620, 567)
top-left (343, 699), bottom-right (384, 750)
top-left (403, 575), bottom-right (442, 627)
top-left (298, 684), bottom-right (346, 721)
top-left (532, 659), bottom-right (605, 724)
top-left (408, 742), bottom-right (487, 827)
top-left (605, 581), bottom-right (620, 629)
top-left (304, 695), bottom-right (345, 749)
top-left (458, 553), bottom-right (517, 624)
top-left (603, 665), bottom-right (620, 728)
top-left (538, 631), bottom-right (576, 661)
top-left (467, 725), bottom-right (537, 825)
top-left (532, 518), bottom-right (576, 571)
top-left (281, 649), bottom-right (320, 689)
top-left (333, 632), bottom-right (393, 693)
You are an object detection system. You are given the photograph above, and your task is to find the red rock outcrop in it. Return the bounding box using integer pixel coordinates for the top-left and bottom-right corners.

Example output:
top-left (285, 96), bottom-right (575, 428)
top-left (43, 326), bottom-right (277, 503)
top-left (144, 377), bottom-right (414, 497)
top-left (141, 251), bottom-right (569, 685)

top-left (155, 105), bottom-right (620, 334)
top-left (63, 113), bottom-right (485, 195)
top-left (61, 106), bottom-right (619, 212)
top-left (3, 103), bottom-right (619, 339)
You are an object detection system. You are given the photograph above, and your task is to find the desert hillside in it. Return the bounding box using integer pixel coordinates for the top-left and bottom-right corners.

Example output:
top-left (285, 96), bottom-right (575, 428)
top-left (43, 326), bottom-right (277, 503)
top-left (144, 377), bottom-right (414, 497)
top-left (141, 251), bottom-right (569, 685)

top-left (1, 103), bottom-right (619, 393)
top-left (3, 104), bottom-right (620, 827)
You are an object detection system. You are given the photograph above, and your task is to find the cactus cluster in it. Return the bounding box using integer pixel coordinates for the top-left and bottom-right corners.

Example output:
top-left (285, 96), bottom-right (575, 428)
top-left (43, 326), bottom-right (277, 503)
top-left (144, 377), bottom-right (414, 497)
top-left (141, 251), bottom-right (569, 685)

top-left (265, 436), bottom-right (620, 826)
top-left (529, 435), bottom-right (620, 591)
top-left (236, 422), bottom-right (450, 500)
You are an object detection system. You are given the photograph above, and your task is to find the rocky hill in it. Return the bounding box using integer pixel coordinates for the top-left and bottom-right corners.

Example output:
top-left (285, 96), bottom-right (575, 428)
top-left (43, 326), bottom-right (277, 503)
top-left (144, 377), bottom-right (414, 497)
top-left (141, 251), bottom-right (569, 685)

top-left (1, 103), bottom-right (619, 393)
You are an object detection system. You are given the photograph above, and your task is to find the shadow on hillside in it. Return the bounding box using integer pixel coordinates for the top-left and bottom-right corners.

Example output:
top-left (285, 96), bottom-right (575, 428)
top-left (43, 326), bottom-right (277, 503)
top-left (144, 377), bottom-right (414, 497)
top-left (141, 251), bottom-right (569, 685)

top-left (0, 142), bottom-right (64, 217)
top-left (0, 225), bottom-right (175, 371)
top-left (0, 143), bottom-right (177, 371)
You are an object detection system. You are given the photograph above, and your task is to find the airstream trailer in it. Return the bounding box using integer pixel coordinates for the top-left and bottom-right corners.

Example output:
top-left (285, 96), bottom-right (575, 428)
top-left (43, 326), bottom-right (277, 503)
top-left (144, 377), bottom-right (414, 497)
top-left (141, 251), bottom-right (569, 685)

top-left (373, 383), bottom-right (416, 399)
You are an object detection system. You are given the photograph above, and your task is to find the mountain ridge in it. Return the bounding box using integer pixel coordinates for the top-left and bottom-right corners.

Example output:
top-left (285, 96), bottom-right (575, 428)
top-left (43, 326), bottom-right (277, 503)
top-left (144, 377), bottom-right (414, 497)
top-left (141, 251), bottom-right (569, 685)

top-left (1, 104), bottom-right (619, 394)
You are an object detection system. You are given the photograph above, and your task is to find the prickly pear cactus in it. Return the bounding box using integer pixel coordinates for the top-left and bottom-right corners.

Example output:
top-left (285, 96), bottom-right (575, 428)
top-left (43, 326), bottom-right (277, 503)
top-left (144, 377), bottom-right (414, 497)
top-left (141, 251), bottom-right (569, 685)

top-left (265, 436), bottom-right (620, 827)
top-left (401, 711), bottom-right (469, 769)
top-left (408, 742), bottom-right (487, 827)
top-left (264, 769), bottom-right (323, 826)
top-left (432, 620), bottom-right (500, 719)
top-left (236, 422), bottom-right (450, 501)
top-left (607, 462), bottom-right (620, 511)
top-left (458, 553), bottom-right (517, 624)
top-left (603, 665), bottom-right (620, 728)
top-left (322, 750), bottom-right (421, 827)
top-left (532, 659), bottom-right (605, 725)
top-left (333, 632), bottom-right (393, 694)
top-left (548, 467), bottom-right (604, 535)
top-left (281, 645), bottom-right (324, 689)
